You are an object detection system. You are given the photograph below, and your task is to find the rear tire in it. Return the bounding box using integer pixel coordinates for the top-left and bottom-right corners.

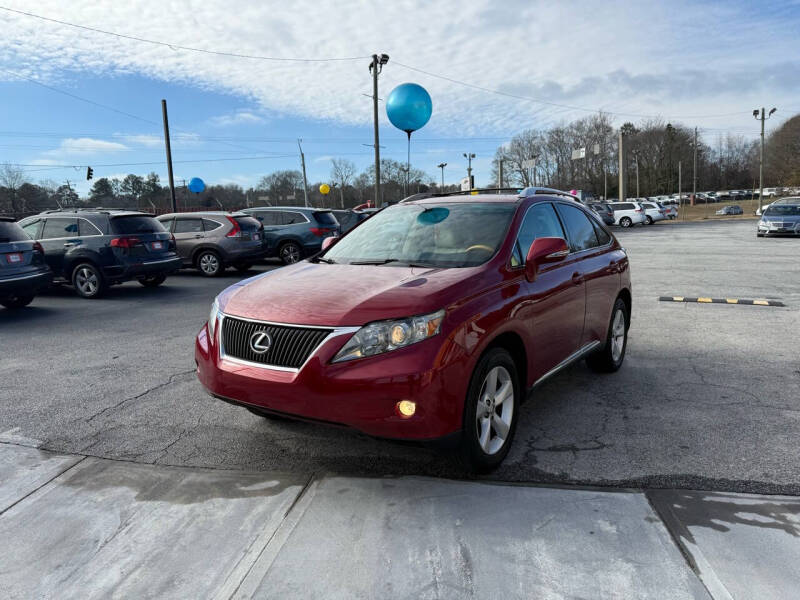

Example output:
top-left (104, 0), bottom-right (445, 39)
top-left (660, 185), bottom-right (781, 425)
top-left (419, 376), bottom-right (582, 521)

top-left (72, 263), bottom-right (106, 299)
top-left (1, 294), bottom-right (34, 309)
top-left (586, 298), bottom-right (628, 373)
top-left (620, 217), bottom-right (633, 228)
top-left (137, 274), bottom-right (166, 287)
top-left (279, 241), bottom-right (303, 265)
top-left (645, 216), bottom-right (653, 225)
top-left (196, 250), bottom-right (223, 277)
top-left (460, 347), bottom-right (520, 473)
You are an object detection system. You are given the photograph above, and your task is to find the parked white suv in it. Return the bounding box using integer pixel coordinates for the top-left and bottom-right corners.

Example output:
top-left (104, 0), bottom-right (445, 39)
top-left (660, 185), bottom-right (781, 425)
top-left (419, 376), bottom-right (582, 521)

top-left (607, 201), bottom-right (647, 227)
top-left (762, 188), bottom-right (780, 199)
top-left (639, 201), bottom-right (667, 224)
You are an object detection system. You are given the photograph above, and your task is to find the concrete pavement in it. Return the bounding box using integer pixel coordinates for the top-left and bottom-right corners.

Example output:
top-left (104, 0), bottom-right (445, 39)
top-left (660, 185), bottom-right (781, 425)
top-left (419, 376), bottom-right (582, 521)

top-left (3, 442), bottom-right (798, 599)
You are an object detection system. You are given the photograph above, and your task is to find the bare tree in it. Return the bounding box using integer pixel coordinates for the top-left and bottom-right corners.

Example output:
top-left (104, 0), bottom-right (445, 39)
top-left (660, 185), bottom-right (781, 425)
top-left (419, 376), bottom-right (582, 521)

top-left (0, 163), bottom-right (28, 214)
top-left (330, 158), bottom-right (356, 208)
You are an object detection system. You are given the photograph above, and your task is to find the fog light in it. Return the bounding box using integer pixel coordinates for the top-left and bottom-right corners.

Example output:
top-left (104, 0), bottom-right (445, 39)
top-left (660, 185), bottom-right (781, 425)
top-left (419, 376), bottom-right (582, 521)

top-left (396, 400), bottom-right (416, 418)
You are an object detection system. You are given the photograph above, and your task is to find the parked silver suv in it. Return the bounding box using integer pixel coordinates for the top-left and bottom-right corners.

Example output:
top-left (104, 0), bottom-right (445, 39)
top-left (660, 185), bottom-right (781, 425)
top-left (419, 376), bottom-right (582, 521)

top-left (157, 212), bottom-right (267, 276)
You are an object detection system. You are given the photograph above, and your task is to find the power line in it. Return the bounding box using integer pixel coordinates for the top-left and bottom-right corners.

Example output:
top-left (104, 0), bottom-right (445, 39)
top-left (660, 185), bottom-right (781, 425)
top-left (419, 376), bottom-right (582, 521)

top-left (7, 154), bottom-right (296, 169)
top-left (391, 61), bottom-right (751, 121)
top-left (0, 6), bottom-right (370, 62)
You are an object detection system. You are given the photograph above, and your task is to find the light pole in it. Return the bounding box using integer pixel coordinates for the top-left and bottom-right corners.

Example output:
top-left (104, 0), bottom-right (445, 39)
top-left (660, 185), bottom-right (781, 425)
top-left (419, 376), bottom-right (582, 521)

top-left (369, 53), bottom-right (389, 207)
top-left (463, 153), bottom-right (475, 190)
top-left (437, 162), bottom-right (447, 188)
top-left (753, 107), bottom-right (777, 214)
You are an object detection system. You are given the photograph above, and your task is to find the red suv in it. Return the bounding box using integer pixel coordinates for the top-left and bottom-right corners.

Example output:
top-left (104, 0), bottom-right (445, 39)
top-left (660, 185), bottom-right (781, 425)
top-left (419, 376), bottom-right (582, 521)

top-left (195, 188), bottom-right (631, 470)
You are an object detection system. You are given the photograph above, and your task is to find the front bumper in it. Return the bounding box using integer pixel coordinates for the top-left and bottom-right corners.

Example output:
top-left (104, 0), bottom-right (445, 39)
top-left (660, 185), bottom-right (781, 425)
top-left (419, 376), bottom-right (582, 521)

top-left (194, 320), bottom-right (466, 440)
top-left (758, 223), bottom-right (800, 235)
top-left (0, 269), bottom-right (53, 297)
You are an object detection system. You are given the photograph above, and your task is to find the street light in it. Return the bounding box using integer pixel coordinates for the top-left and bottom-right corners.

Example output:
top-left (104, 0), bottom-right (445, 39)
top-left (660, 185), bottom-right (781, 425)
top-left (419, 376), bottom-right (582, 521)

top-left (437, 162), bottom-right (447, 188)
top-left (369, 53), bottom-right (389, 208)
top-left (753, 106), bottom-right (777, 213)
top-left (463, 153), bottom-right (475, 190)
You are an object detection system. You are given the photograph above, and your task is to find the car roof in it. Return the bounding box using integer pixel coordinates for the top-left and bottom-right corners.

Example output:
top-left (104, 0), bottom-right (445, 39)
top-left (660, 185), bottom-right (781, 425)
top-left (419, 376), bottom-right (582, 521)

top-left (35, 208), bottom-right (151, 218)
top-left (158, 211), bottom-right (246, 218)
top-left (245, 206), bottom-right (324, 212)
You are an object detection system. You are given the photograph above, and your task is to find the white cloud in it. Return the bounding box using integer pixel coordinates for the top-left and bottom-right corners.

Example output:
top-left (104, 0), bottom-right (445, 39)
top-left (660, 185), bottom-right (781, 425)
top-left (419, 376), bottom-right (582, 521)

top-left (209, 110), bottom-right (265, 127)
top-left (0, 0), bottom-right (797, 138)
top-left (115, 133), bottom-right (162, 147)
top-left (42, 137), bottom-right (129, 160)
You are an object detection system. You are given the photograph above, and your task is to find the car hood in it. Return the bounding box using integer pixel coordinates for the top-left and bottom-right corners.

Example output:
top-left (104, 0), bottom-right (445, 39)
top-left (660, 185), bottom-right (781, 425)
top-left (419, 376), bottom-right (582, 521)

top-left (220, 261), bottom-right (484, 326)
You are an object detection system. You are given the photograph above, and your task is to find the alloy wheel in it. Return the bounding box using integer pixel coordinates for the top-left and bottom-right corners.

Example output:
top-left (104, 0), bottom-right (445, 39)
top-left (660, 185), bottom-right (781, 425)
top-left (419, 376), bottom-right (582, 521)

top-left (281, 243), bottom-right (302, 264)
top-left (475, 365), bottom-right (514, 455)
top-left (199, 253), bottom-right (220, 275)
top-left (610, 308), bottom-right (626, 362)
top-left (75, 267), bottom-right (99, 296)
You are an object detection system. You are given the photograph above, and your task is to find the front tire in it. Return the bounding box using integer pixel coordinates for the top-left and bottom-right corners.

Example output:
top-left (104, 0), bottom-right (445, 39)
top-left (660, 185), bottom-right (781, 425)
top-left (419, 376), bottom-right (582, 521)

top-left (460, 348), bottom-right (520, 473)
top-left (620, 217), bottom-right (633, 228)
top-left (1, 294), bottom-right (34, 309)
top-left (72, 263), bottom-right (106, 299)
top-left (586, 298), bottom-right (628, 373)
top-left (196, 250), bottom-right (223, 277)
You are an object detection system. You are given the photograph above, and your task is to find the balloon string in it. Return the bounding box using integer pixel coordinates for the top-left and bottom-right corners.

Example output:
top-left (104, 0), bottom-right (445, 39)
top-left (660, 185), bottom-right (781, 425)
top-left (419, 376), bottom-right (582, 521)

top-left (407, 130), bottom-right (411, 195)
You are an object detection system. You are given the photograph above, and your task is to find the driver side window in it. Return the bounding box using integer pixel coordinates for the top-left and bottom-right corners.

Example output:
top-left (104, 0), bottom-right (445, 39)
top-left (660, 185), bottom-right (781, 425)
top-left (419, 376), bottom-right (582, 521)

top-left (510, 203), bottom-right (566, 267)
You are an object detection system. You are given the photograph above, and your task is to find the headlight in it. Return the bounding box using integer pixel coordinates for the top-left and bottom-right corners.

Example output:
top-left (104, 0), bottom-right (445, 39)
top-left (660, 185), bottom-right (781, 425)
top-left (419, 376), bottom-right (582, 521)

top-left (208, 299), bottom-right (220, 339)
top-left (332, 309), bottom-right (445, 363)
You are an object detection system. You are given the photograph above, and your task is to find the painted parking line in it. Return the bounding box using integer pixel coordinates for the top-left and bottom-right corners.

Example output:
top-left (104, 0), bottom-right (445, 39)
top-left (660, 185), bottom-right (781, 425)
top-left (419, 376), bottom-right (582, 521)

top-left (659, 296), bottom-right (785, 307)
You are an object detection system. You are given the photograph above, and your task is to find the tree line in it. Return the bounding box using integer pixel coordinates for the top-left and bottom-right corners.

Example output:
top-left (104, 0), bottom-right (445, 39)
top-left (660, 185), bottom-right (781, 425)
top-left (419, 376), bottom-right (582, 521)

top-left (1, 112), bottom-right (797, 217)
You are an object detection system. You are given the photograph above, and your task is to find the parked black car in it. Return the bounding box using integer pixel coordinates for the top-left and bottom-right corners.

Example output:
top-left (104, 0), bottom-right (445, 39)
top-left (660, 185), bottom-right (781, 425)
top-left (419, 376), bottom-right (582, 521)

top-left (18, 209), bottom-right (182, 298)
top-left (588, 202), bottom-right (615, 226)
top-left (241, 206), bottom-right (340, 264)
top-left (0, 217), bottom-right (53, 308)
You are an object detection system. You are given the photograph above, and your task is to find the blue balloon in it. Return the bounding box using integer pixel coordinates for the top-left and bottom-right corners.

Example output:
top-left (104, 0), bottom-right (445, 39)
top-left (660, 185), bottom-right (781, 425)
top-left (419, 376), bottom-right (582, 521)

top-left (188, 177), bottom-right (205, 194)
top-left (386, 83), bottom-right (432, 133)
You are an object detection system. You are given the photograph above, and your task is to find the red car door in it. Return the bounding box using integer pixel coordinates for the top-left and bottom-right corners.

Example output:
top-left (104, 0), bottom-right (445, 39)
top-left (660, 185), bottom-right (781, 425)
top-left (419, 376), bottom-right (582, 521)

top-left (511, 202), bottom-right (586, 382)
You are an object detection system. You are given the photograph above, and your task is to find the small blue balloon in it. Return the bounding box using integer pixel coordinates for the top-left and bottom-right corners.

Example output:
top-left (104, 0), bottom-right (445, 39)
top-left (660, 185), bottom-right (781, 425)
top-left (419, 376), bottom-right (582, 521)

top-left (386, 83), bottom-right (432, 133)
top-left (188, 177), bottom-right (205, 194)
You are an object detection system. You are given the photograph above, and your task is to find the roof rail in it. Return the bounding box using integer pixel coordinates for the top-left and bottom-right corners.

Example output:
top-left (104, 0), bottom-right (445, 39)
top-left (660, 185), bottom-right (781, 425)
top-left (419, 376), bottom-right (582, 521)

top-left (518, 187), bottom-right (579, 200)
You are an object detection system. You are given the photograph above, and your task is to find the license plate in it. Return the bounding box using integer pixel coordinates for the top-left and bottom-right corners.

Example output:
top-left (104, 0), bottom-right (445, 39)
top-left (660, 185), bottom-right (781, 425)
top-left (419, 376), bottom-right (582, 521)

top-left (151, 241), bottom-right (163, 250)
top-left (6, 253), bottom-right (22, 264)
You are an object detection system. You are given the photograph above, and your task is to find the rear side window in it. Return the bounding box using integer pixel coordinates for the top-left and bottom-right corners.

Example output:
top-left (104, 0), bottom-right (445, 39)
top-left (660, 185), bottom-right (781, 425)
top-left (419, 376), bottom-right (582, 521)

top-left (556, 204), bottom-right (599, 252)
top-left (111, 216), bottom-right (166, 234)
top-left (511, 203), bottom-right (566, 267)
top-left (174, 218), bottom-right (203, 234)
top-left (233, 216), bottom-right (261, 231)
top-left (202, 218), bottom-right (223, 232)
top-left (313, 211), bottom-right (338, 226)
top-left (614, 203), bottom-right (634, 210)
top-left (41, 218), bottom-right (78, 239)
top-left (79, 219), bottom-right (102, 236)
top-left (253, 211), bottom-right (280, 226)
top-left (592, 220), bottom-right (612, 245)
top-left (282, 211), bottom-right (306, 225)
top-left (0, 220), bottom-right (28, 242)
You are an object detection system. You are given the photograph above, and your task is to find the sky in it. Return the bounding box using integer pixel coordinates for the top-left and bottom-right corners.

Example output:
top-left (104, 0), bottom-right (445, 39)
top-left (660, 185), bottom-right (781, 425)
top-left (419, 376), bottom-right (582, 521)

top-left (0, 0), bottom-right (798, 196)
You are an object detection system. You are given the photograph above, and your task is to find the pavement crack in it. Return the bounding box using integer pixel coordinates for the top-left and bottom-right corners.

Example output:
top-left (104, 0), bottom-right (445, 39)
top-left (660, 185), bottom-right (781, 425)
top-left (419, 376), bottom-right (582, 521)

top-left (84, 368), bottom-right (196, 424)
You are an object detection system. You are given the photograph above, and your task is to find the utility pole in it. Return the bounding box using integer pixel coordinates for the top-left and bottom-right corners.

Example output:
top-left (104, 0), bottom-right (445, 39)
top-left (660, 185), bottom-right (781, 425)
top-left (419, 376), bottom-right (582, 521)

top-left (369, 54), bottom-right (389, 207)
top-left (463, 153), bottom-right (475, 189)
top-left (753, 107), bottom-right (777, 214)
top-left (437, 162), bottom-right (447, 188)
top-left (678, 161), bottom-right (682, 207)
top-left (618, 130), bottom-right (626, 201)
top-left (297, 139), bottom-right (309, 208)
top-left (497, 159), bottom-right (504, 192)
top-left (161, 99), bottom-right (177, 213)
top-left (634, 154), bottom-right (640, 198)
top-left (604, 172), bottom-right (607, 201)
top-left (692, 127), bottom-right (697, 208)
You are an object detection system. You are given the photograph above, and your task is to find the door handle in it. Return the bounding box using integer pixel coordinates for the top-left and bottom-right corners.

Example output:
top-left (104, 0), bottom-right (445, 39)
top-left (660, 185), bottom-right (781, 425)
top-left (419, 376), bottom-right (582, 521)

top-left (571, 271), bottom-right (583, 284)
top-left (64, 242), bottom-right (77, 247)
top-left (194, 234), bottom-right (203, 239)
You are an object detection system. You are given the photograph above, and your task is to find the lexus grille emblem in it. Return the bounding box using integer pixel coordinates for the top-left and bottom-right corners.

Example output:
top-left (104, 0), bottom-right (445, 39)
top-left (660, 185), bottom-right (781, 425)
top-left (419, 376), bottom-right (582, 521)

top-left (249, 331), bottom-right (272, 354)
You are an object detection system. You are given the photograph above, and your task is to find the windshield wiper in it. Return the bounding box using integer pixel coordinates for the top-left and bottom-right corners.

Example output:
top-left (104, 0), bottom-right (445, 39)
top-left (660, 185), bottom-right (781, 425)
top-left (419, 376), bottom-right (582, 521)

top-left (311, 256), bottom-right (336, 264)
top-left (349, 259), bottom-right (399, 265)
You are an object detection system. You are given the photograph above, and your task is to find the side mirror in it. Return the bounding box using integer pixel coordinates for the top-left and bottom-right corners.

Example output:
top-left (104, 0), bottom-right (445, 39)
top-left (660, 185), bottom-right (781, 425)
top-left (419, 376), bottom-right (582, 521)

top-left (524, 237), bottom-right (569, 282)
top-left (321, 236), bottom-right (338, 252)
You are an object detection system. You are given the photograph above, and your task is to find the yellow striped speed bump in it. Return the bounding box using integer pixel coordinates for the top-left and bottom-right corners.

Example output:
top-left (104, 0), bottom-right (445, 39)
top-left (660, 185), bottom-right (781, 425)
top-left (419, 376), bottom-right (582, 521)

top-left (659, 296), bottom-right (785, 307)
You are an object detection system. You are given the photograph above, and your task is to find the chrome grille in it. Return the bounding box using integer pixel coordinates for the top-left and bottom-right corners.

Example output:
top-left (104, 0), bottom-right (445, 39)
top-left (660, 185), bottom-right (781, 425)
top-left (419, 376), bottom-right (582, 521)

top-left (221, 316), bottom-right (332, 369)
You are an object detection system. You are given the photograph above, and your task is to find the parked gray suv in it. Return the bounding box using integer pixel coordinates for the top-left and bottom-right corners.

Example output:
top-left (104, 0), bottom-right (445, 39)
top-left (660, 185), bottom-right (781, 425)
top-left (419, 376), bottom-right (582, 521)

top-left (157, 212), bottom-right (267, 276)
top-left (241, 206), bottom-right (340, 264)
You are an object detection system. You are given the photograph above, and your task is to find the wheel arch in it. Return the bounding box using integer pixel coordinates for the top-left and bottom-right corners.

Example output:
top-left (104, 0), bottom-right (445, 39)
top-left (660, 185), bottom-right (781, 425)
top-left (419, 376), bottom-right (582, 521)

top-left (191, 244), bottom-right (223, 265)
top-left (617, 287), bottom-right (632, 329)
top-left (482, 330), bottom-right (528, 396)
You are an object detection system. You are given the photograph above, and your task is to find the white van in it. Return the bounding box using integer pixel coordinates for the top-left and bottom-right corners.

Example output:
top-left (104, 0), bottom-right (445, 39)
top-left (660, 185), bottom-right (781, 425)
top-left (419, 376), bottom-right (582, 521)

top-left (607, 201), bottom-right (647, 227)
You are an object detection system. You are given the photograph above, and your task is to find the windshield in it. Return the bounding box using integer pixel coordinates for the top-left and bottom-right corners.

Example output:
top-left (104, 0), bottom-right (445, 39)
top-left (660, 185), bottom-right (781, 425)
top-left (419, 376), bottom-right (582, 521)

top-left (764, 205), bottom-right (800, 217)
top-left (323, 202), bottom-right (517, 267)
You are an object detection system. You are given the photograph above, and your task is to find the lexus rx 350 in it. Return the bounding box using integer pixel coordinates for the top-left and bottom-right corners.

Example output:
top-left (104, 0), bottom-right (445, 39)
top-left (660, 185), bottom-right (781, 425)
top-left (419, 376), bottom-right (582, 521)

top-left (196, 189), bottom-right (632, 470)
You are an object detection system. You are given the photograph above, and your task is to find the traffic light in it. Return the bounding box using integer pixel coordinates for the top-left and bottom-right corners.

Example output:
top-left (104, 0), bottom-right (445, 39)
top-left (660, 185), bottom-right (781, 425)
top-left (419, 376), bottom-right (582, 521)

top-left (86, 166), bottom-right (93, 180)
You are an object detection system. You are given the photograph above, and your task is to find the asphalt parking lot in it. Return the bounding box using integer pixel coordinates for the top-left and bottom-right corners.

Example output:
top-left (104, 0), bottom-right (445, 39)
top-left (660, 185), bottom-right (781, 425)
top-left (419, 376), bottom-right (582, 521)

top-left (1, 219), bottom-right (798, 494)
